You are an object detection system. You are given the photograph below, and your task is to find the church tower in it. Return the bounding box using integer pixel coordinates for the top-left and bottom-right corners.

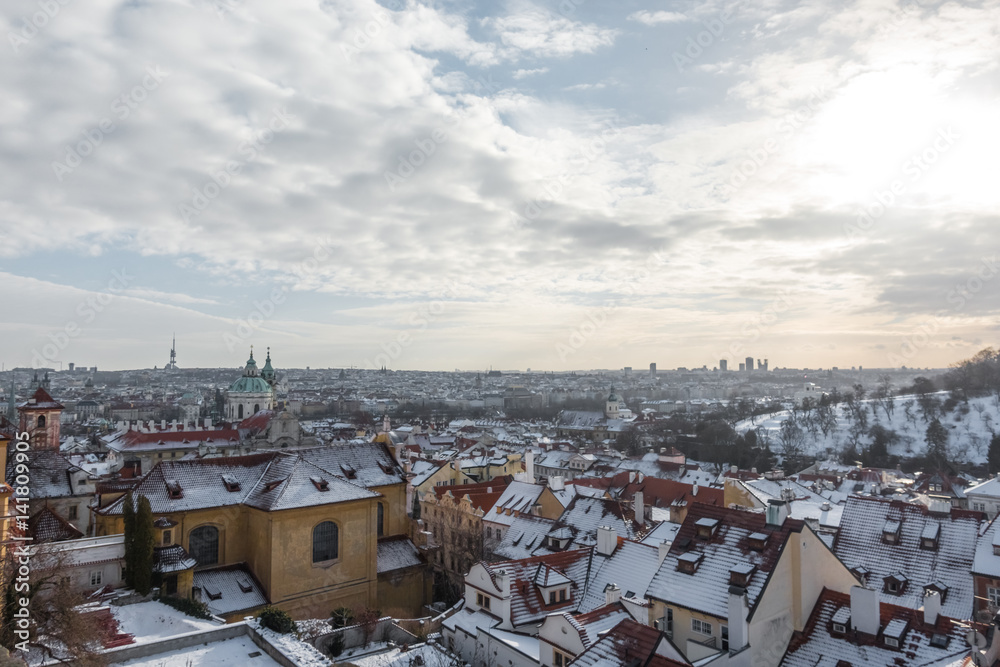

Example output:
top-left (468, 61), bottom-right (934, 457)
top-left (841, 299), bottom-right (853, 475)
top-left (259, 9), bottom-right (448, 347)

top-left (226, 348), bottom-right (276, 422)
top-left (17, 387), bottom-right (64, 451)
top-left (605, 387), bottom-right (622, 419)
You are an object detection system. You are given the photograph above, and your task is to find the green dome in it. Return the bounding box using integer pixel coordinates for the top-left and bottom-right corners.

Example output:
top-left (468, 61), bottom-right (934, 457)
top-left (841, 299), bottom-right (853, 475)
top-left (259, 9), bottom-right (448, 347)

top-left (229, 376), bottom-right (273, 394)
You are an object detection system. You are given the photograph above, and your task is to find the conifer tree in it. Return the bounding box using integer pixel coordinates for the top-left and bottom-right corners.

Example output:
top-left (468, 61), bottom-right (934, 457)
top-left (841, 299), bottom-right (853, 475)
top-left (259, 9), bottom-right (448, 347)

top-left (122, 491), bottom-right (136, 588)
top-left (132, 495), bottom-right (155, 596)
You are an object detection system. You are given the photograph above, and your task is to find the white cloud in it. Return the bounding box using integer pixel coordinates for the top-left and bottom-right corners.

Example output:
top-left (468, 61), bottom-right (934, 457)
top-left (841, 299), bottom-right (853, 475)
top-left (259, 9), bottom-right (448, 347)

top-left (512, 67), bottom-right (549, 79)
top-left (484, 2), bottom-right (618, 58)
top-left (627, 10), bottom-right (688, 25)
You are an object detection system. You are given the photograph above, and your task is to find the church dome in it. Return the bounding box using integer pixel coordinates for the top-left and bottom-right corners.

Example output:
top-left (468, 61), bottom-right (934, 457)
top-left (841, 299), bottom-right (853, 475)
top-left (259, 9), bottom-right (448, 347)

top-left (228, 376), bottom-right (273, 394)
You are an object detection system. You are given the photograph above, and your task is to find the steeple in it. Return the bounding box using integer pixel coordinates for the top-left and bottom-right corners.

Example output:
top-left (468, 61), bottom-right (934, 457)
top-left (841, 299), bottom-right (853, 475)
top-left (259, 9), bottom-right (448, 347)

top-left (261, 347), bottom-right (275, 385)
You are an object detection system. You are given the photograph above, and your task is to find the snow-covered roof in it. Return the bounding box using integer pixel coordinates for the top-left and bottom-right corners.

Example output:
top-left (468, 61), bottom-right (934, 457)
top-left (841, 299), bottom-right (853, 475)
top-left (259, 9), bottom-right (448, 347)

top-left (833, 496), bottom-right (981, 619)
top-left (193, 565), bottom-right (268, 616)
top-left (376, 536), bottom-right (423, 574)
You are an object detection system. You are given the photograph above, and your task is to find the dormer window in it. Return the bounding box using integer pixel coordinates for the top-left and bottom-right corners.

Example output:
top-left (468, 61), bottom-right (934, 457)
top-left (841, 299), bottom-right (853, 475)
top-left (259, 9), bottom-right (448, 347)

top-left (929, 483), bottom-right (942, 493)
top-left (920, 523), bottom-right (940, 550)
top-left (729, 562), bottom-right (755, 587)
top-left (310, 476), bottom-right (330, 491)
top-left (883, 573), bottom-right (908, 595)
top-left (695, 518), bottom-right (720, 540)
top-left (165, 479), bottom-right (183, 499)
top-left (850, 566), bottom-right (870, 585)
top-left (748, 532), bottom-right (768, 551)
top-left (882, 519), bottom-right (901, 545)
top-left (340, 464), bottom-right (357, 480)
top-left (924, 582), bottom-right (948, 602)
top-left (221, 474), bottom-right (241, 492)
top-left (677, 552), bottom-right (703, 574)
top-left (882, 619), bottom-right (907, 648)
top-left (831, 607), bottom-right (850, 635)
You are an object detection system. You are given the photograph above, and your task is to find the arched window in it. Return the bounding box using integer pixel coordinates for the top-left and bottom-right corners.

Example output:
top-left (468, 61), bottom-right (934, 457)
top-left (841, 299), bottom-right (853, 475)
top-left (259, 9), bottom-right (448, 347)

top-left (37, 415), bottom-right (46, 428)
top-left (238, 404), bottom-right (244, 419)
top-left (313, 522), bottom-right (338, 562)
top-left (189, 526), bottom-right (219, 566)
top-left (253, 403), bottom-right (260, 414)
top-left (377, 503), bottom-right (385, 537)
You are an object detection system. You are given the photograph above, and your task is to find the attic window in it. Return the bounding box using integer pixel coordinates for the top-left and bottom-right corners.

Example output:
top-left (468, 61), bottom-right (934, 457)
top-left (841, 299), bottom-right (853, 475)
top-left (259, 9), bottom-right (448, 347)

top-left (920, 523), bottom-right (940, 550)
top-left (831, 606), bottom-right (850, 634)
top-left (340, 464), bottom-right (357, 480)
top-left (882, 619), bottom-right (907, 648)
top-left (310, 476), bottom-right (330, 492)
top-left (263, 479), bottom-right (283, 492)
top-left (883, 573), bottom-right (908, 595)
top-left (677, 552), bottom-right (703, 574)
top-left (695, 518), bottom-right (720, 540)
top-left (748, 532), bottom-right (769, 551)
top-left (929, 634), bottom-right (950, 648)
top-left (221, 474), bottom-right (241, 492)
top-left (924, 582), bottom-right (949, 601)
top-left (882, 520), bottom-right (901, 545)
top-left (377, 461), bottom-right (394, 474)
top-left (237, 578), bottom-right (253, 593)
top-left (165, 479), bottom-right (183, 499)
top-left (203, 584), bottom-right (222, 601)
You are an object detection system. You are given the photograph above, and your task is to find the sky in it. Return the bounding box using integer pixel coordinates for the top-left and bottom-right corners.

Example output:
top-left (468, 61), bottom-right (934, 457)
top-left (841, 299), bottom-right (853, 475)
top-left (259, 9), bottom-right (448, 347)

top-left (1, 0), bottom-right (999, 372)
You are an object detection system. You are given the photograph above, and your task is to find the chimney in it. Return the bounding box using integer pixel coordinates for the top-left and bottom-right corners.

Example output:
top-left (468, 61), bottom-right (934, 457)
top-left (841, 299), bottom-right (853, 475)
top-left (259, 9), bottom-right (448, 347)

top-left (850, 586), bottom-right (880, 636)
top-left (731, 464), bottom-right (738, 474)
top-left (691, 482), bottom-right (699, 497)
top-left (604, 583), bottom-right (621, 605)
top-left (596, 525), bottom-right (616, 556)
top-left (160, 419), bottom-right (166, 430)
top-left (766, 499), bottom-right (789, 526)
top-left (634, 491), bottom-right (645, 527)
top-left (658, 540), bottom-right (670, 565)
top-left (550, 475), bottom-right (565, 491)
top-left (924, 589), bottom-right (941, 626)
top-left (171, 419), bottom-right (178, 431)
top-left (637, 472), bottom-right (644, 484)
top-left (205, 417), bottom-right (212, 430)
top-left (727, 586), bottom-right (749, 653)
top-left (629, 472), bottom-right (636, 484)
top-left (493, 569), bottom-right (510, 597)
top-left (525, 449), bottom-right (535, 484)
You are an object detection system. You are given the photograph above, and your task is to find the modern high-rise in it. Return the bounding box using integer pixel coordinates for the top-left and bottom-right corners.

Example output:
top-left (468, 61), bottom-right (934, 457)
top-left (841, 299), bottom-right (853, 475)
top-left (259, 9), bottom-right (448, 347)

top-left (745, 356), bottom-right (754, 372)
top-left (649, 363), bottom-right (656, 377)
top-left (719, 359), bottom-right (728, 371)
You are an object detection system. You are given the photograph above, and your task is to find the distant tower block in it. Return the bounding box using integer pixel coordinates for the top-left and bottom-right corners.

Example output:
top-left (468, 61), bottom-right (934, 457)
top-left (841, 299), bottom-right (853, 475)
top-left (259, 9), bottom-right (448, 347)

top-left (739, 362), bottom-right (746, 372)
top-left (719, 359), bottom-right (728, 372)
top-left (649, 363), bottom-right (657, 377)
top-left (745, 356), bottom-right (754, 372)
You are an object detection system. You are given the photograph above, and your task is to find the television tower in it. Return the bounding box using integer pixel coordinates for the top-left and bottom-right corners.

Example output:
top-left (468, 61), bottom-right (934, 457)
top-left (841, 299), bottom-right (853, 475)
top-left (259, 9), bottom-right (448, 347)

top-left (167, 334), bottom-right (178, 370)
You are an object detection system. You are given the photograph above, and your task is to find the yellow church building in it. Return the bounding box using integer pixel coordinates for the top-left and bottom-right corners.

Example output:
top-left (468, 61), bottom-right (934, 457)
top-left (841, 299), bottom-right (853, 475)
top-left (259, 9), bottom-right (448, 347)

top-left (95, 441), bottom-right (428, 619)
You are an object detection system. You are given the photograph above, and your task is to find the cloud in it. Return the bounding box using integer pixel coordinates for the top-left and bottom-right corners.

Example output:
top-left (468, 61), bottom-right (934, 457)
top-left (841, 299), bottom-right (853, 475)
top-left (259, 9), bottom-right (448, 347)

top-left (627, 10), bottom-right (687, 26)
top-left (512, 67), bottom-right (549, 79)
top-left (484, 2), bottom-right (618, 59)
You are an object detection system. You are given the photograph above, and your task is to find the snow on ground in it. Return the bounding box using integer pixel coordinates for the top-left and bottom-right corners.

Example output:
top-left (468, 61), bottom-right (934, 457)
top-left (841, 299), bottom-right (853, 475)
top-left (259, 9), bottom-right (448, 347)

top-left (111, 601), bottom-right (219, 642)
top-left (249, 619), bottom-right (332, 667)
top-left (735, 393), bottom-right (1000, 464)
top-left (349, 642), bottom-right (459, 666)
top-left (109, 635), bottom-right (281, 667)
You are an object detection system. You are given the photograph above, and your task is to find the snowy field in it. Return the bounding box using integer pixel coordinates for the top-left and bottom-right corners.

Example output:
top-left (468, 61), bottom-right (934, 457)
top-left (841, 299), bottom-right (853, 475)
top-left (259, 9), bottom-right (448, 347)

top-left (109, 635), bottom-right (281, 667)
top-left (735, 393), bottom-right (1000, 464)
top-left (111, 601), bottom-right (219, 643)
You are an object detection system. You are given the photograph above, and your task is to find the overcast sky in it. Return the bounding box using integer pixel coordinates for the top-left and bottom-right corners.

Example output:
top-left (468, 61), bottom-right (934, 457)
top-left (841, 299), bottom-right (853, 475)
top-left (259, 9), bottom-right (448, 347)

top-left (2, 0), bottom-right (998, 372)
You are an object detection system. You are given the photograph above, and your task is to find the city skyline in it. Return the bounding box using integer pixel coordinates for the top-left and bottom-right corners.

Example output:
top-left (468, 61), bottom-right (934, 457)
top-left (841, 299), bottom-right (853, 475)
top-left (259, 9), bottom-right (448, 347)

top-left (3, 0), bottom-right (999, 372)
